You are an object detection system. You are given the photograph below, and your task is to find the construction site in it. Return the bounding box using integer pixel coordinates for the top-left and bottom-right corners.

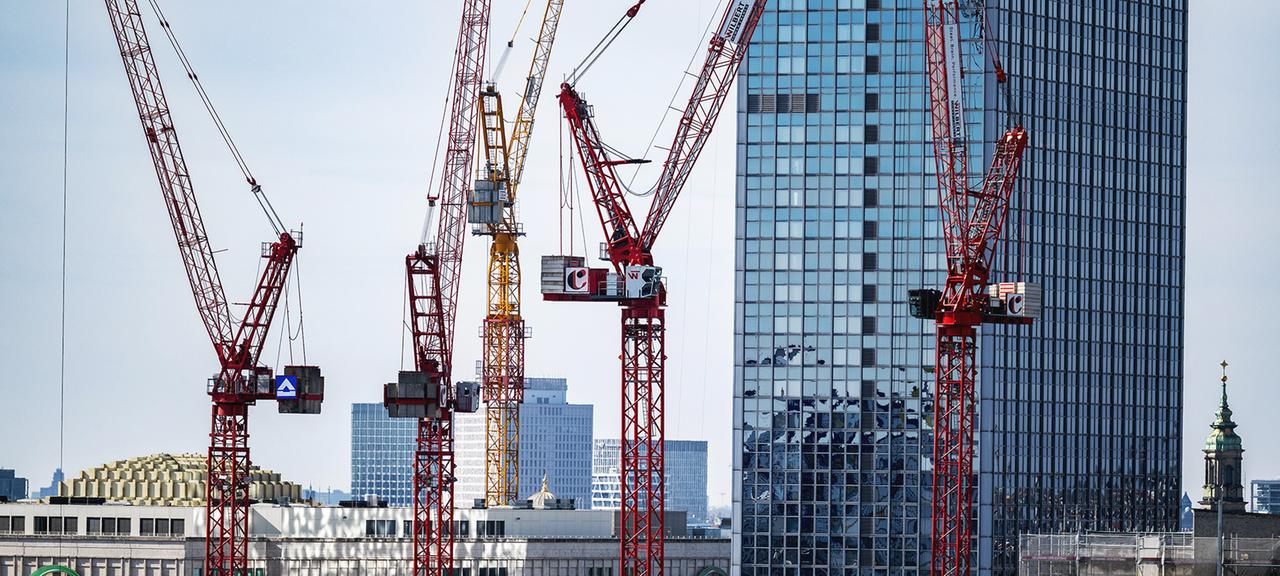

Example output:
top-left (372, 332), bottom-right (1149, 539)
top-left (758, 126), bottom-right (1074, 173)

top-left (0, 0), bottom-right (1223, 575)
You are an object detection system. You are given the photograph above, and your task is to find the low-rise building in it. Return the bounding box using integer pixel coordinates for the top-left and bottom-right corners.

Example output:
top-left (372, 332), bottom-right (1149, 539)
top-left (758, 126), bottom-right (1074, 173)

top-left (1019, 532), bottom-right (1280, 576)
top-left (59, 453), bottom-right (304, 505)
top-left (0, 482), bottom-right (728, 575)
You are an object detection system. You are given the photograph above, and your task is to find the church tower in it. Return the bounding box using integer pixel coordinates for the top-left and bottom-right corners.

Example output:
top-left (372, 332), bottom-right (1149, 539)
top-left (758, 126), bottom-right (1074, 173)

top-left (1201, 361), bottom-right (1246, 513)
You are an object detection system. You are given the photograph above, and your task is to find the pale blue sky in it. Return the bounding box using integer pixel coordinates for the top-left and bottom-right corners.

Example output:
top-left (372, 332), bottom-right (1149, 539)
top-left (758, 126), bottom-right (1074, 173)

top-left (1, 1), bottom-right (1276, 509)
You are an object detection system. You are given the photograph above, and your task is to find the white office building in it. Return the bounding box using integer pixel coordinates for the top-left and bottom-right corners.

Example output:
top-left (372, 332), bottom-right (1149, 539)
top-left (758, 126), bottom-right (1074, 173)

top-left (0, 484), bottom-right (725, 575)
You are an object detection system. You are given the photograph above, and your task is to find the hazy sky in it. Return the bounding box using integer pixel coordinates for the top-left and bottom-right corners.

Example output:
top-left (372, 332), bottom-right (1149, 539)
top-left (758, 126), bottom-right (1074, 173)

top-left (1, 1), bottom-right (1277, 510)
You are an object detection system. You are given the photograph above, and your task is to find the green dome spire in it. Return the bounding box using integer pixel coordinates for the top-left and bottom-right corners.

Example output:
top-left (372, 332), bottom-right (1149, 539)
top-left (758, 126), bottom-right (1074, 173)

top-left (1204, 360), bottom-right (1243, 453)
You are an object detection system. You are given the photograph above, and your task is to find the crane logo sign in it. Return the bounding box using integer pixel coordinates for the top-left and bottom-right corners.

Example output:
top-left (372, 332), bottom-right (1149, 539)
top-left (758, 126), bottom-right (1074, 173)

top-left (943, 23), bottom-right (966, 142)
top-left (1006, 293), bottom-right (1026, 316)
top-left (717, 0), bottom-right (756, 45)
top-left (275, 375), bottom-right (298, 399)
top-left (564, 267), bottom-right (590, 293)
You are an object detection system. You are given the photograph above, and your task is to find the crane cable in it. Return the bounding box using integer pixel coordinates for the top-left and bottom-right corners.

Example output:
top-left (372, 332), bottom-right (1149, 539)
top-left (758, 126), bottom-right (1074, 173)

top-left (421, 20), bottom-right (466, 246)
top-left (623, 0), bottom-right (729, 195)
top-left (58, 0), bottom-right (69, 558)
top-left (493, 0), bottom-right (536, 81)
top-left (144, 0), bottom-right (286, 236)
top-left (566, 1), bottom-right (645, 86)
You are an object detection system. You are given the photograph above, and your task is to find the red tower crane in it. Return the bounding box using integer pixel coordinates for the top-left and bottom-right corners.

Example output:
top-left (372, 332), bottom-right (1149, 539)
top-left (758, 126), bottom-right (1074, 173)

top-left (542, 1), bottom-right (766, 574)
top-left (103, 1), bottom-right (323, 573)
top-left (909, 3), bottom-right (1033, 576)
top-left (382, 1), bottom-right (490, 575)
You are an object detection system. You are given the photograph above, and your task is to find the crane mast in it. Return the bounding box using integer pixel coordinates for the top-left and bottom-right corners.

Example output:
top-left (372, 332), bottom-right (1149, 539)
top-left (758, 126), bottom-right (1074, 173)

top-left (913, 3), bottom-right (1032, 576)
top-left (383, 1), bottom-right (489, 575)
top-left (472, 0), bottom-right (565, 508)
top-left (103, 1), bottom-right (324, 573)
top-left (545, 2), bottom-right (766, 574)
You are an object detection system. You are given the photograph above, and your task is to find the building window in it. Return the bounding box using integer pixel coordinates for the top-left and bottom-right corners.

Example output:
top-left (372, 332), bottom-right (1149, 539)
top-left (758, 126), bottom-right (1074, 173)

top-left (861, 349), bottom-right (877, 367)
top-left (866, 23), bottom-right (881, 42)
top-left (86, 517), bottom-right (131, 535)
top-left (139, 518), bottom-right (178, 536)
top-left (863, 253), bottom-right (878, 271)
top-left (866, 56), bottom-right (880, 74)
top-left (863, 221), bottom-right (878, 239)
top-left (34, 516), bottom-right (77, 534)
top-left (34, 517), bottom-right (77, 535)
top-left (476, 520), bottom-right (506, 538)
top-left (0, 516), bottom-right (23, 533)
top-left (862, 285), bottom-right (878, 303)
top-left (366, 519), bottom-right (396, 538)
top-left (864, 157), bottom-right (879, 175)
top-left (865, 93), bottom-right (879, 111)
top-left (861, 317), bottom-right (877, 335)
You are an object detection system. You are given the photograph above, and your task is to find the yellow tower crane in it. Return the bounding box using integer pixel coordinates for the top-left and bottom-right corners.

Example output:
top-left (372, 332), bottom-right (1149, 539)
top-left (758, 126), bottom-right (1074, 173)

top-left (470, 0), bottom-right (565, 507)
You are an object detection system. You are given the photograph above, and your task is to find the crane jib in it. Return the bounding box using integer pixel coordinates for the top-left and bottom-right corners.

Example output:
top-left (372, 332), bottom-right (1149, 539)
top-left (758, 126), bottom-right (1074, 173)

top-left (944, 23), bottom-right (965, 143)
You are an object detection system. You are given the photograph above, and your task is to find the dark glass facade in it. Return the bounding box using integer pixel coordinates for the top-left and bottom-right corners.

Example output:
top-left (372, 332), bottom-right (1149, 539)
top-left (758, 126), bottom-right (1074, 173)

top-left (732, 1), bottom-right (1184, 575)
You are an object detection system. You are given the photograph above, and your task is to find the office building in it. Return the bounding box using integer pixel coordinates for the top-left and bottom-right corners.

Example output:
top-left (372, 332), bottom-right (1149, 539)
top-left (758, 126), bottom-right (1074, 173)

top-left (356, 378), bottom-right (593, 509)
top-left (592, 439), bottom-right (709, 523)
top-left (455, 377), bottom-right (594, 508)
top-left (1254, 481), bottom-right (1280, 515)
top-left (733, 2), bottom-right (1185, 575)
top-left (0, 497), bottom-right (724, 575)
top-left (0, 471), bottom-right (27, 503)
top-left (31, 468), bottom-right (62, 501)
top-left (351, 402), bottom-right (418, 506)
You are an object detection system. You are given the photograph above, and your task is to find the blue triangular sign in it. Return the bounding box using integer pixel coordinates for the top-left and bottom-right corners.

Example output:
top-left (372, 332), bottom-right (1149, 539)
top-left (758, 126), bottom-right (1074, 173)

top-left (276, 375), bottom-right (298, 399)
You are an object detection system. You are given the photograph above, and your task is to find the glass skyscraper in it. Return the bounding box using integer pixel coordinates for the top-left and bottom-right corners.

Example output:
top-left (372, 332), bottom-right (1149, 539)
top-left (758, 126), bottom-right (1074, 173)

top-left (351, 402), bottom-right (417, 506)
top-left (732, 2), bottom-right (1185, 576)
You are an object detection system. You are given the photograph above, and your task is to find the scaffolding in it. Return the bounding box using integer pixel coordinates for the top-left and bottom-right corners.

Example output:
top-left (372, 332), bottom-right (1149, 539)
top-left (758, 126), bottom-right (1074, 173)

top-left (1019, 533), bottom-right (1280, 576)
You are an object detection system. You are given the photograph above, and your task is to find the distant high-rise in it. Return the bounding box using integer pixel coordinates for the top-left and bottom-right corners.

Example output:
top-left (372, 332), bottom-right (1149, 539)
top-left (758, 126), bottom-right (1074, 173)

top-left (1179, 493), bottom-right (1193, 531)
top-left (0, 470), bottom-right (28, 502)
top-left (1253, 481), bottom-right (1280, 515)
top-left (593, 439), bottom-right (709, 523)
top-left (455, 377), bottom-right (594, 508)
top-left (734, 2), bottom-right (1185, 575)
top-left (350, 403), bottom-right (416, 506)
top-left (32, 468), bottom-right (63, 500)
